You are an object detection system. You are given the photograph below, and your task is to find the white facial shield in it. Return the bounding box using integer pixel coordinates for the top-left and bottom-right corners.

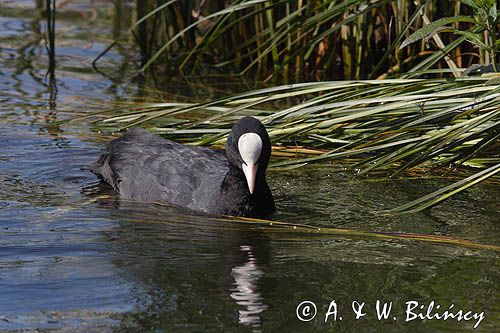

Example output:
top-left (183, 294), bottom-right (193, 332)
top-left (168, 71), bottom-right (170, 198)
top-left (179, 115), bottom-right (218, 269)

top-left (238, 133), bottom-right (262, 194)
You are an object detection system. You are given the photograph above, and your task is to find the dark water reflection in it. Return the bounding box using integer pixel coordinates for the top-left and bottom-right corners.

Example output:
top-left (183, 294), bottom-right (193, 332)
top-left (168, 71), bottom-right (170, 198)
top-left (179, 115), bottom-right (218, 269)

top-left (0, 1), bottom-right (499, 332)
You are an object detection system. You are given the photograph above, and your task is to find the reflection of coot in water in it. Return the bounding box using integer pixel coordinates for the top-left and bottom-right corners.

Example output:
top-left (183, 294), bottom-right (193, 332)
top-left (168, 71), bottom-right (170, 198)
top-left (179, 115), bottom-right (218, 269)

top-left (230, 244), bottom-right (269, 329)
top-left (105, 202), bottom-right (272, 331)
top-left (90, 117), bottom-right (275, 217)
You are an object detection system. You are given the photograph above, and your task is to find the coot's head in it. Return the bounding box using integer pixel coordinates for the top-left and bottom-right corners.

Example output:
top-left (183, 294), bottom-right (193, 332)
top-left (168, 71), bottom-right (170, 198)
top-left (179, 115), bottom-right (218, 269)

top-left (226, 116), bottom-right (271, 194)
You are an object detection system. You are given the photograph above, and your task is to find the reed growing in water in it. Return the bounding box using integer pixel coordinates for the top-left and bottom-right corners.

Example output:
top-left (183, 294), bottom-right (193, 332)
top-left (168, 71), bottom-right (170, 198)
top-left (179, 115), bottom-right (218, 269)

top-left (120, 0), bottom-right (499, 81)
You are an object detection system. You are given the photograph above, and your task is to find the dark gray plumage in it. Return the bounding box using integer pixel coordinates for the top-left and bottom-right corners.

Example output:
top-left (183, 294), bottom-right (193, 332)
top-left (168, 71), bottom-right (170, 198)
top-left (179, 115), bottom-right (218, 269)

top-left (90, 117), bottom-right (275, 217)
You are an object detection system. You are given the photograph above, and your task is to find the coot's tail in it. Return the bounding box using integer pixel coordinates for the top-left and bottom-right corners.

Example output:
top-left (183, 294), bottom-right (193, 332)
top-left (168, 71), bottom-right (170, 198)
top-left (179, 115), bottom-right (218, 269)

top-left (89, 149), bottom-right (118, 190)
top-left (88, 128), bottom-right (149, 191)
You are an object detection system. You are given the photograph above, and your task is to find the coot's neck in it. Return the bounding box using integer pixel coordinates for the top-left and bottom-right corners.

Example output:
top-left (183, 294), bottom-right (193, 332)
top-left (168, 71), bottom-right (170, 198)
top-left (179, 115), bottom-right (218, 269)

top-left (219, 163), bottom-right (275, 217)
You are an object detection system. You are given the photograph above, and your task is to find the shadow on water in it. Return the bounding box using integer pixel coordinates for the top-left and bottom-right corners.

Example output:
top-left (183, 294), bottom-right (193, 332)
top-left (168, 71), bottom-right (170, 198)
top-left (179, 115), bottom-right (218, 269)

top-left (0, 1), bottom-right (498, 332)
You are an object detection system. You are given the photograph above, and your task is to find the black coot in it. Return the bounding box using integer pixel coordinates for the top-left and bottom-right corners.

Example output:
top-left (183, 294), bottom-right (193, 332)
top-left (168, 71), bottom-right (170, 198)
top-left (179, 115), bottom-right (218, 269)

top-left (90, 116), bottom-right (275, 217)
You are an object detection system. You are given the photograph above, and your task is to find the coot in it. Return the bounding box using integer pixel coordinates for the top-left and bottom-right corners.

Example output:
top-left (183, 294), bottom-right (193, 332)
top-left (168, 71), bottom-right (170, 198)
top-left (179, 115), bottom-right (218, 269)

top-left (90, 116), bottom-right (275, 217)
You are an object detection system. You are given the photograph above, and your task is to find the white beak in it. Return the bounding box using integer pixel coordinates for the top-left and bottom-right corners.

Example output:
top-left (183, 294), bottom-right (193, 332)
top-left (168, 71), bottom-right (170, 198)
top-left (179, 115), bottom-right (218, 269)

top-left (238, 133), bottom-right (263, 194)
top-left (242, 162), bottom-right (258, 194)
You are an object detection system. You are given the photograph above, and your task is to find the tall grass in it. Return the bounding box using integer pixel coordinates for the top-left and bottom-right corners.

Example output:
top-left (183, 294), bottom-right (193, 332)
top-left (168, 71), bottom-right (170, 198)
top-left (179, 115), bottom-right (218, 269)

top-left (104, 0), bottom-right (500, 81)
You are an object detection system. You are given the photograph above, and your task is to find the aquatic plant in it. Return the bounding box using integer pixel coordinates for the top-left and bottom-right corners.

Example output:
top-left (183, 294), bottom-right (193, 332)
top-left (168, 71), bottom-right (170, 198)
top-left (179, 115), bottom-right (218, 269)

top-left (97, 0), bottom-right (500, 81)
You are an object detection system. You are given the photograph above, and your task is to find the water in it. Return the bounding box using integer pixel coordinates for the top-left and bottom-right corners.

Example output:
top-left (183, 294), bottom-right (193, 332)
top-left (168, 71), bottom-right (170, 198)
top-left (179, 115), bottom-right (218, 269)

top-left (0, 1), bottom-right (498, 332)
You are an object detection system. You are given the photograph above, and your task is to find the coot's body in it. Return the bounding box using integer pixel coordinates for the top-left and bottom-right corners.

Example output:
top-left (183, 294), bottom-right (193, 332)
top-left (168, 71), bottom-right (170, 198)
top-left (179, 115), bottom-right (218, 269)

top-left (90, 117), bottom-right (275, 217)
